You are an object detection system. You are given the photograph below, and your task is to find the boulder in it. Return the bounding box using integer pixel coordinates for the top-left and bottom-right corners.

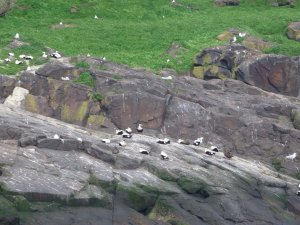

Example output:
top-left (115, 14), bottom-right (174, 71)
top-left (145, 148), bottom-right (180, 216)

top-left (214, 0), bottom-right (240, 6)
top-left (287, 22), bottom-right (300, 42)
top-left (0, 76), bottom-right (16, 102)
top-left (270, 0), bottom-right (295, 7)
top-left (4, 87), bottom-right (29, 107)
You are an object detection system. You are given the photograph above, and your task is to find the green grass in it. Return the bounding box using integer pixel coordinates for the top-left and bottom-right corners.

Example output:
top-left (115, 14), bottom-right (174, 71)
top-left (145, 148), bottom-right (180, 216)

top-left (75, 60), bottom-right (89, 68)
top-left (89, 91), bottom-right (104, 101)
top-left (74, 71), bottom-right (95, 87)
top-left (0, 0), bottom-right (300, 75)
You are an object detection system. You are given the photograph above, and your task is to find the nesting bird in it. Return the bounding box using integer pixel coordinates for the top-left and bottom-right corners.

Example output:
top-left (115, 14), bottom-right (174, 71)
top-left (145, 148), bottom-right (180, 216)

top-left (61, 76), bottom-right (70, 81)
top-left (15, 60), bottom-right (23, 65)
top-left (125, 127), bottom-right (132, 134)
top-left (94, 15), bottom-right (98, 19)
top-left (19, 54), bottom-right (26, 59)
top-left (50, 51), bottom-right (61, 59)
top-left (286, 153), bottom-right (297, 160)
top-left (239, 32), bottom-right (246, 37)
top-left (157, 138), bottom-right (170, 144)
top-left (119, 140), bottom-right (126, 146)
top-left (122, 133), bottom-right (132, 139)
top-left (297, 191), bottom-right (300, 196)
top-left (77, 137), bottom-right (83, 142)
top-left (205, 150), bottom-right (215, 156)
top-left (4, 58), bottom-right (11, 63)
top-left (24, 55), bottom-right (33, 60)
top-left (230, 36), bottom-right (237, 43)
top-left (137, 124), bottom-right (143, 133)
top-left (101, 138), bottom-right (111, 144)
top-left (116, 129), bottom-right (124, 135)
top-left (8, 52), bottom-right (14, 57)
top-left (53, 134), bottom-right (60, 139)
top-left (160, 151), bottom-right (169, 160)
top-left (42, 52), bottom-right (47, 58)
top-left (14, 33), bottom-right (19, 39)
top-left (210, 146), bottom-right (219, 152)
top-left (161, 76), bottom-right (172, 80)
top-left (139, 148), bottom-right (150, 155)
top-left (193, 137), bottom-right (203, 146)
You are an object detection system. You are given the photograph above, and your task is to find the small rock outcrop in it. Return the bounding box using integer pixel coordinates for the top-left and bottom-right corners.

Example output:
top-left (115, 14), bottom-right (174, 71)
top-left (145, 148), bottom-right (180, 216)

top-left (270, 0), bottom-right (295, 7)
top-left (0, 75), bottom-right (16, 103)
top-left (214, 0), bottom-right (240, 6)
top-left (287, 22), bottom-right (300, 42)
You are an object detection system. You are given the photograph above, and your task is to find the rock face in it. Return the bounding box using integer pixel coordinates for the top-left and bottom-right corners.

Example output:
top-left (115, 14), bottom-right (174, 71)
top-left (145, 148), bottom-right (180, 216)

top-left (0, 76), bottom-right (16, 103)
top-left (214, 0), bottom-right (240, 6)
top-left (0, 104), bottom-right (299, 225)
top-left (287, 22), bottom-right (300, 42)
top-left (193, 45), bottom-right (300, 97)
top-left (4, 87), bottom-right (29, 107)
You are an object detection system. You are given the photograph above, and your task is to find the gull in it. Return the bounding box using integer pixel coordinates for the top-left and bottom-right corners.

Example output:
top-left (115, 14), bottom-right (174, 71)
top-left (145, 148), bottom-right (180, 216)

top-left (239, 32), bottom-right (246, 37)
top-left (125, 127), bottom-right (132, 134)
top-left (137, 124), bottom-right (143, 133)
top-left (87, 53), bottom-right (90, 57)
top-left (119, 140), bottom-right (126, 146)
top-left (161, 151), bottom-right (169, 160)
top-left (53, 134), bottom-right (60, 139)
top-left (103, 57), bottom-right (106, 61)
top-left (94, 15), bottom-right (98, 19)
top-left (19, 54), bottom-right (26, 59)
top-left (8, 52), bottom-right (14, 57)
top-left (286, 153), bottom-right (297, 161)
top-left (166, 59), bottom-right (170, 63)
top-left (4, 58), bottom-right (11, 63)
top-left (161, 76), bottom-right (172, 80)
top-left (59, 22), bottom-right (63, 25)
top-left (61, 76), bottom-right (70, 81)
top-left (42, 52), bottom-right (47, 58)
top-left (15, 60), bottom-right (23, 65)
top-left (231, 36), bottom-right (237, 43)
top-left (77, 137), bottom-right (83, 142)
top-left (139, 148), bottom-right (150, 155)
top-left (14, 33), bottom-right (19, 39)
top-left (102, 138), bottom-right (111, 144)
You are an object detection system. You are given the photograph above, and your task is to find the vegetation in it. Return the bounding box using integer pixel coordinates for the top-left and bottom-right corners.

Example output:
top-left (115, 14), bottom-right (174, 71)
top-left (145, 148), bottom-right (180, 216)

top-left (89, 91), bottom-right (104, 101)
top-left (0, 0), bottom-right (15, 17)
top-left (74, 71), bottom-right (95, 87)
top-left (271, 158), bottom-right (283, 171)
top-left (0, 0), bottom-right (300, 75)
top-left (75, 60), bottom-right (89, 68)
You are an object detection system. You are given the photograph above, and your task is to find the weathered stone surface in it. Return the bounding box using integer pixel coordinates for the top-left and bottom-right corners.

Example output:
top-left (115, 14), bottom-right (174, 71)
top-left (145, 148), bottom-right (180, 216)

top-left (214, 0), bottom-right (240, 6)
top-left (4, 87), bottom-right (29, 107)
top-left (270, 0), bottom-right (295, 7)
top-left (0, 104), bottom-right (299, 225)
top-left (287, 22), bottom-right (300, 42)
top-left (0, 76), bottom-right (16, 102)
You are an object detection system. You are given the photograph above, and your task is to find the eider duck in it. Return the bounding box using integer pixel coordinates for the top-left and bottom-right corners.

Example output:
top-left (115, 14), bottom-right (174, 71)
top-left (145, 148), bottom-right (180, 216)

top-left (119, 140), bottom-right (126, 146)
top-left (15, 60), bottom-right (23, 65)
top-left (193, 137), bottom-right (203, 146)
top-left (160, 151), bottom-right (169, 160)
top-left (125, 127), bottom-right (132, 134)
top-left (101, 138), bottom-right (111, 144)
top-left (205, 150), bottom-right (215, 156)
top-left (139, 148), bottom-right (150, 155)
top-left (157, 138), bottom-right (170, 144)
top-left (122, 133), bottom-right (132, 138)
top-left (116, 129), bottom-right (124, 135)
top-left (210, 146), bottom-right (219, 152)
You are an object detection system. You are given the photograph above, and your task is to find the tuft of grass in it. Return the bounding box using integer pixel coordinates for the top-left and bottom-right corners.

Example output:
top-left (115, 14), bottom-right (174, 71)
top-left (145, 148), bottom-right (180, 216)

top-left (89, 91), bottom-right (104, 101)
top-left (76, 60), bottom-right (89, 68)
top-left (74, 71), bottom-right (95, 87)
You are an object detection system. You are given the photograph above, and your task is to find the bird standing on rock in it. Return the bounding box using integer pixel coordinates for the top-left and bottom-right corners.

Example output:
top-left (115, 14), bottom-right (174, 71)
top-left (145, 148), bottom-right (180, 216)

top-left (160, 151), bottom-right (169, 160)
top-left (286, 153), bottom-right (297, 161)
top-left (137, 124), bottom-right (143, 133)
top-left (125, 127), bottom-right (132, 134)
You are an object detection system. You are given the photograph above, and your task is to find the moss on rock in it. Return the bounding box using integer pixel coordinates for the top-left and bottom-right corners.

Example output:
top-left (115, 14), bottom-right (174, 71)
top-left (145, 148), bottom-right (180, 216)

top-left (61, 100), bottom-right (90, 124)
top-left (86, 114), bottom-right (106, 129)
top-left (14, 196), bottom-right (31, 212)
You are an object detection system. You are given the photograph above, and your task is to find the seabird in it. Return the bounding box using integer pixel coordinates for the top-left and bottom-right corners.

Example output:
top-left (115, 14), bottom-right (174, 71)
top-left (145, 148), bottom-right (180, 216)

top-left (26, 66), bottom-right (31, 71)
top-left (53, 134), bottom-right (60, 139)
top-left (101, 138), bottom-right (111, 144)
top-left (230, 36), bottom-right (237, 43)
top-left (87, 53), bottom-right (90, 57)
top-left (239, 32), bottom-right (246, 37)
top-left (50, 51), bottom-right (61, 59)
top-left (103, 57), bottom-right (106, 61)
top-left (161, 76), bottom-right (172, 80)
top-left (19, 54), bottom-right (26, 59)
top-left (59, 22), bottom-right (63, 25)
top-left (177, 139), bottom-right (190, 145)
top-left (297, 191), bottom-right (300, 196)
top-left (224, 150), bottom-right (233, 159)
top-left (210, 146), bottom-right (219, 152)
top-left (160, 151), bottom-right (169, 160)
top-left (24, 55), bottom-right (33, 60)
top-left (116, 129), bottom-right (124, 135)
top-left (14, 33), bottom-right (19, 39)
top-left (77, 137), bottom-right (83, 142)
top-left (205, 150), bottom-right (215, 156)
top-left (4, 58), bottom-right (11, 63)
top-left (42, 52), bottom-right (47, 58)
top-left (139, 148), bottom-right (150, 155)
top-left (119, 140), bottom-right (126, 146)
top-left (157, 138), bottom-right (170, 144)
top-left (61, 76), bottom-right (70, 81)
top-left (8, 52), bottom-right (14, 57)
top-left (286, 153), bottom-right (297, 160)
top-left (122, 133), bottom-right (132, 138)
top-left (125, 127), bottom-right (132, 134)
top-left (94, 15), bottom-right (98, 19)
top-left (137, 124), bottom-right (143, 133)
top-left (193, 137), bottom-right (203, 146)
top-left (298, 184), bottom-right (300, 188)
top-left (171, 0), bottom-right (176, 3)
top-left (15, 60), bottom-right (23, 65)
top-left (166, 59), bottom-right (170, 63)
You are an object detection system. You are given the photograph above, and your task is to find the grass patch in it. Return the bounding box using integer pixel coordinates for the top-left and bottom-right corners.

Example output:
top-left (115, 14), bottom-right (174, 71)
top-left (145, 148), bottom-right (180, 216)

top-left (0, 0), bottom-right (300, 74)
top-left (76, 60), bottom-right (89, 68)
top-left (271, 158), bottom-right (283, 171)
top-left (74, 71), bottom-right (95, 87)
top-left (89, 91), bottom-right (104, 101)
top-left (291, 171), bottom-right (300, 180)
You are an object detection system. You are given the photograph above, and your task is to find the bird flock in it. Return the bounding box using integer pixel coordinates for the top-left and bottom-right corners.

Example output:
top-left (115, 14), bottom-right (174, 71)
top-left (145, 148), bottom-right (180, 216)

top-left (98, 124), bottom-right (223, 161)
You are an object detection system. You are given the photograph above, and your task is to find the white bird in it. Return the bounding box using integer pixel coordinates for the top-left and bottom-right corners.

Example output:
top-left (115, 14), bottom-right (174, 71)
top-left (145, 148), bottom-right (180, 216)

top-left (298, 184), bottom-right (300, 189)
top-left (50, 51), bottom-right (61, 59)
top-left (161, 151), bottom-right (169, 160)
top-left (25, 55), bottom-right (33, 60)
top-left (116, 129), bottom-right (124, 135)
top-left (53, 134), bottom-right (60, 139)
top-left (161, 76), bottom-right (172, 80)
top-left (139, 148), bottom-right (150, 155)
top-left (122, 133), bottom-right (132, 138)
top-left (205, 150), bottom-right (215, 156)
top-left (19, 54), bottom-right (26, 59)
top-left (101, 138), bottom-right (111, 144)
top-left (59, 22), bottom-right (63, 25)
top-left (61, 76), bottom-right (70, 81)
top-left (125, 127), bottom-right (132, 134)
top-left (210, 146), bottom-right (219, 152)
top-left (14, 33), bottom-right (19, 39)
top-left (193, 137), bottom-right (203, 146)
top-left (94, 15), bottom-right (98, 19)
top-left (166, 59), bottom-right (170, 63)
top-left (171, 0), bottom-right (176, 3)
top-left (119, 140), bottom-right (126, 146)
top-left (8, 52), bottom-right (14, 57)
top-left (26, 66), bottom-right (31, 71)
top-left (4, 58), bottom-right (11, 63)
top-left (231, 36), bottom-right (237, 43)
top-left (239, 32), bottom-right (246, 37)
top-left (15, 60), bottom-right (23, 65)
top-left (137, 124), bottom-right (143, 133)
top-left (42, 52), bottom-right (47, 58)
top-left (103, 57), bottom-right (106, 61)
top-left (87, 53), bottom-right (90, 57)
top-left (162, 15), bottom-right (165, 18)
top-left (297, 191), bottom-right (300, 196)
top-left (77, 137), bottom-right (83, 142)
top-left (286, 153), bottom-right (297, 160)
